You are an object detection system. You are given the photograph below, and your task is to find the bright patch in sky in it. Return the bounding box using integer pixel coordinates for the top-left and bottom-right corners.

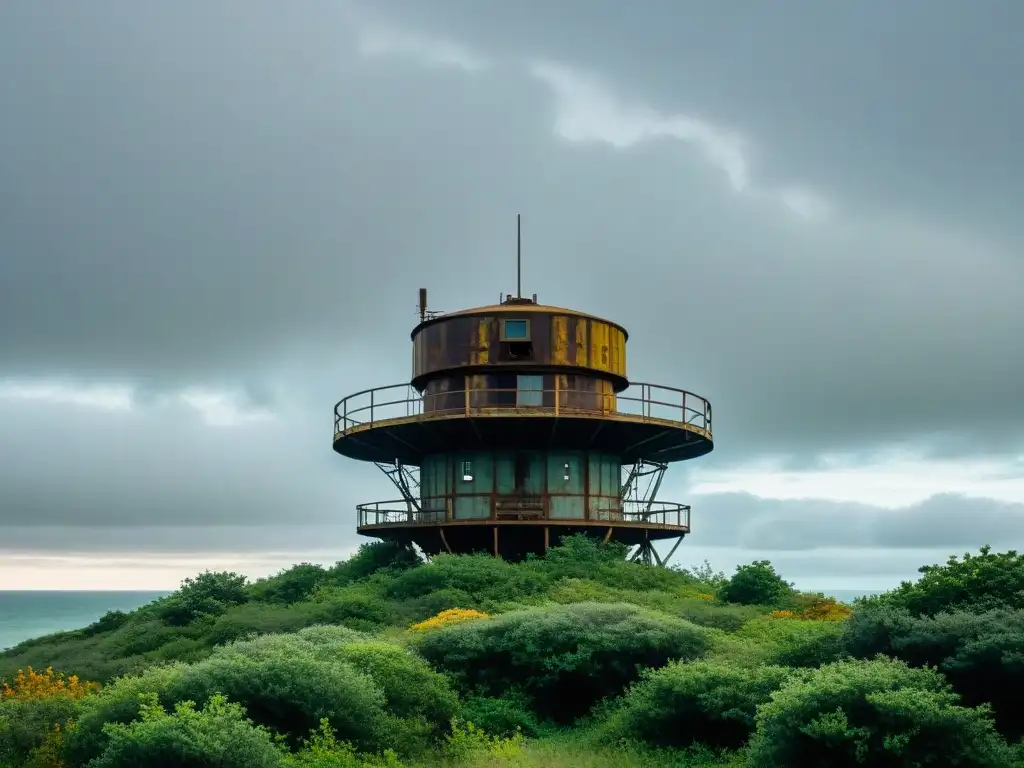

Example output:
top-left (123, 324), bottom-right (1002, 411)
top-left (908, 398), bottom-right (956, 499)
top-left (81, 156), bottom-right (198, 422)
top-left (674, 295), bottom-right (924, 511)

top-left (690, 453), bottom-right (1024, 507)
top-left (0, 380), bottom-right (274, 427)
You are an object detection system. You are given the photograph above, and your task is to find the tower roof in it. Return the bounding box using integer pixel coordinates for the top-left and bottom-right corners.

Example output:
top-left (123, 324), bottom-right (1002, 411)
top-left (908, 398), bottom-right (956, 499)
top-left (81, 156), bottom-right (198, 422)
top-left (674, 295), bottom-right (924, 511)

top-left (412, 301), bottom-right (629, 341)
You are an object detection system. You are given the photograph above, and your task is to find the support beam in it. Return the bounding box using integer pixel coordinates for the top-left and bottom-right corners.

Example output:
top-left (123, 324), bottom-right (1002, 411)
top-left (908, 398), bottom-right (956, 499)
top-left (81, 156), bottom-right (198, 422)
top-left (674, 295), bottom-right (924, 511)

top-left (493, 526), bottom-right (499, 557)
top-left (439, 528), bottom-right (452, 554)
top-left (544, 526), bottom-right (550, 552)
top-left (603, 527), bottom-right (613, 544)
top-left (662, 535), bottom-right (684, 566)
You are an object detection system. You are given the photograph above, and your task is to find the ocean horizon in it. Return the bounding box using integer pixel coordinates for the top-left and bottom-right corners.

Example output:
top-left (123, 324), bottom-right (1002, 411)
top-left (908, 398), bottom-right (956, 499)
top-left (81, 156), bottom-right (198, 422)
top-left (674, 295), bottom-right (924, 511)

top-left (0, 587), bottom-right (881, 653)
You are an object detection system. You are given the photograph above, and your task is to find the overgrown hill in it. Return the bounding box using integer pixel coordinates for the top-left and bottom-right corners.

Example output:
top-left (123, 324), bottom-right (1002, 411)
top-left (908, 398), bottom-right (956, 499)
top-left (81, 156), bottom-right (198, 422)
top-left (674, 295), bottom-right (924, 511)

top-left (1, 536), bottom-right (1022, 767)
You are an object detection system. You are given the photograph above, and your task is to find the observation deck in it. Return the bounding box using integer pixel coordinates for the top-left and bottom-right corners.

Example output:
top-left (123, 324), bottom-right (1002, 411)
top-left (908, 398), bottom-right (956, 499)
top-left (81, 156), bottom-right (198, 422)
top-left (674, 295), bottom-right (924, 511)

top-left (332, 380), bottom-right (713, 465)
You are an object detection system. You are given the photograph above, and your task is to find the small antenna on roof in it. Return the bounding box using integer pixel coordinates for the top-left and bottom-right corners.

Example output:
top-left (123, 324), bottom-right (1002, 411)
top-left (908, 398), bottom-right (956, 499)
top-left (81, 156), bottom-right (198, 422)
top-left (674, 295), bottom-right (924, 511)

top-left (516, 214), bottom-right (522, 299)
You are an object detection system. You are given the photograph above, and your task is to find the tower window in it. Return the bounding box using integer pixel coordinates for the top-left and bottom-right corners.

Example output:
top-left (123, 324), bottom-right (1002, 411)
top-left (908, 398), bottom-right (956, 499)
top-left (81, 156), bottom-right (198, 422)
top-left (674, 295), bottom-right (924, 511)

top-left (461, 460), bottom-right (474, 482)
top-left (500, 319), bottom-right (530, 341)
top-left (563, 462), bottom-right (571, 481)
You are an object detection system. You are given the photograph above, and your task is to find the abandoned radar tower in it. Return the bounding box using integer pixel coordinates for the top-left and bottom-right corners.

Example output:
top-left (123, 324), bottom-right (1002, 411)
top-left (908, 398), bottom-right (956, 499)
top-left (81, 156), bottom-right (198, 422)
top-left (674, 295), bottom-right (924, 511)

top-left (332, 221), bottom-right (714, 565)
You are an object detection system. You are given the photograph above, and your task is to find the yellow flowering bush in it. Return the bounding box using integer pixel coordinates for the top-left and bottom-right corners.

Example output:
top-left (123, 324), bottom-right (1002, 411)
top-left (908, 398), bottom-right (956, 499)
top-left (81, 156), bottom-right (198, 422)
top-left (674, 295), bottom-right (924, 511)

top-left (1, 667), bottom-right (100, 701)
top-left (695, 593), bottom-right (715, 601)
top-left (799, 598), bottom-right (852, 621)
top-left (408, 608), bottom-right (490, 632)
top-left (769, 599), bottom-right (852, 622)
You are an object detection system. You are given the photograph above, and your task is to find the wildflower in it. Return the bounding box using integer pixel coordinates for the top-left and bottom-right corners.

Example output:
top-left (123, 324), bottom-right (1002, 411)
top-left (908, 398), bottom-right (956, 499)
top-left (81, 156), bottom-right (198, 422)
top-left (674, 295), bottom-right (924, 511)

top-left (408, 608), bottom-right (490, 632)
top-left (0, 666), bottom-right (100, 700)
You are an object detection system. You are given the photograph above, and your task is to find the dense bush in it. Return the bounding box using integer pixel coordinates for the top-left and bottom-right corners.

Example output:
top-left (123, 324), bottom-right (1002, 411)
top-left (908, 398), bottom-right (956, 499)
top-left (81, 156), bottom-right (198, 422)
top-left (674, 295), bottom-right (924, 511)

top-left (89, 693), bottom-right (284, 768)
top-left (864, 545), bottom-right (1024, 616)
top-left (204, 601), bottom-right (323, 646)
top-left (333, 640), bottom-right (460, 748)
top-left (745, 656), bottom-right (1011, 767)
top-left (62, 663), bottom-right (189, 766)
top-left (250, 563), bottom-right (330, 604)
top-left (0, 666), bottom-right (100, 766)
top-left (157, 570), bottom-right (251, 626)
top-left (414, 601), bottom-right (714, 722)
top-left (325, 541), bottom-right (422, 585)
top-left (844, 602), bottom-right (1024, 738)
top-left (677, 599), bottom-right (765, 632)
top-left (717, 561), bottom-right (793, 606)
top-left (167, 638), bottom-right (389, 750)
top-left (736, 616), bottom-right (847, 668)
top-left (458, 693), bottom-right (541, 738)
top-left (606, 659), bottom-right (794, 750)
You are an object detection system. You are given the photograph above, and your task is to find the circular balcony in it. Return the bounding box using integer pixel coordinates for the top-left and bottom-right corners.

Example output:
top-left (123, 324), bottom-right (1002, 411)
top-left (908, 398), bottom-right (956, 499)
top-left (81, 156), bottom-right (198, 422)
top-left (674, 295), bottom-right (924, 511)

top-left (333, 381), bottom-right (713, 465)
top-left (355, 498), bottom-right (691, 556)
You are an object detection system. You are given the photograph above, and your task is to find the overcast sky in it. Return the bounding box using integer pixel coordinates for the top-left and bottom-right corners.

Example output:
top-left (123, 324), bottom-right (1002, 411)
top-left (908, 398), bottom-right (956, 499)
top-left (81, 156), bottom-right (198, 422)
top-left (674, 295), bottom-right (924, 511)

top-left (2, 1), bottom-right (1023, 591)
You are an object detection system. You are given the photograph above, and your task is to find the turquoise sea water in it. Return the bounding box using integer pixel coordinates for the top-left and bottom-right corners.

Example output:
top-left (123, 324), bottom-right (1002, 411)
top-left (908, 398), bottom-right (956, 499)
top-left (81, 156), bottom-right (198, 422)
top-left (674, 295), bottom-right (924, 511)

top-left (0, 588), bottom-right (880, 652)
top-left (0, 591), bottom-right (169, 651)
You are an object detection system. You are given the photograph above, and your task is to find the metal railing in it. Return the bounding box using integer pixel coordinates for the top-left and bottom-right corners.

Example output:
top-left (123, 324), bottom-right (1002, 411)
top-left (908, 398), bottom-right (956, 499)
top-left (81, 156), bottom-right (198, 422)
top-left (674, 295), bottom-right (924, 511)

top-left (356, 498), bottom-right (691, 529)
top-left (334, 381), bottom-right (712, 438)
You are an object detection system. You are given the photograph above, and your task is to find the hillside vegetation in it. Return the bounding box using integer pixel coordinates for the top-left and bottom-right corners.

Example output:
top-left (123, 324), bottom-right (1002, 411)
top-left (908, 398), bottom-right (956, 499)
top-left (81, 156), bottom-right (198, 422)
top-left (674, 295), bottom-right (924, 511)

top-left (1, 536), bottom-right (1022, 767)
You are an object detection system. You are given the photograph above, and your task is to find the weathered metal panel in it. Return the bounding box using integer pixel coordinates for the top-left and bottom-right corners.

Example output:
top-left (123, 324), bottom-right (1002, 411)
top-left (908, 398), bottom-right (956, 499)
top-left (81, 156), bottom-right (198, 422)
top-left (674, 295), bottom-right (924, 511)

top-left (453, 451), bottom-right (491, 519)
top-left (412, 311), bottom-right (628, 384)
top-left (574, 316), bottom-right (588, 367)
top-left (547, 452), bottom-right (585, 519)
top-left (552, 315), bottom-right (570, 365)
top-left (494, 452), bottom-right (516, 495)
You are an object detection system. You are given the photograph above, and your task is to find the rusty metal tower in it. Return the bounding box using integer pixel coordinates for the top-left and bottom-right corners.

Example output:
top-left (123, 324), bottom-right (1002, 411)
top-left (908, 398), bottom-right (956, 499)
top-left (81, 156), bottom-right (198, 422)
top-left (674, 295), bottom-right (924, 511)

top-left (333, 229), bottom-right (713, 564)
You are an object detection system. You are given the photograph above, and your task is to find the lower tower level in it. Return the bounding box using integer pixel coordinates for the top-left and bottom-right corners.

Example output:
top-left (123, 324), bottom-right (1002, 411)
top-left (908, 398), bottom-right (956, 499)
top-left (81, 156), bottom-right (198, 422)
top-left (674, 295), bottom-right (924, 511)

top-left (333, 292), bottom-right (713, 565)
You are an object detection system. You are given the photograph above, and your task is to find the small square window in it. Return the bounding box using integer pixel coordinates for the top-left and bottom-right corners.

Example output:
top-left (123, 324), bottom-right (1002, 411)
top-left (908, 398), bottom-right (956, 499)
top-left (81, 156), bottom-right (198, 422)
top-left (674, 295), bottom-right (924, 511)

top-left (501, 319), bottom-right (530, 341)
top-left (461, 460), bottom-right (474, 482)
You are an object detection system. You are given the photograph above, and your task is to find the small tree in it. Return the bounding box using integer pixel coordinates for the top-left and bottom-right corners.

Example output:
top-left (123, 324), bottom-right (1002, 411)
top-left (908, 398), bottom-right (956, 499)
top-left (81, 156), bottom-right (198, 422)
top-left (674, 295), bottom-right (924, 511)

top-left (158, 571), bottom-right (250, 626)
top-left (718, 560), bottom-right (793, 606)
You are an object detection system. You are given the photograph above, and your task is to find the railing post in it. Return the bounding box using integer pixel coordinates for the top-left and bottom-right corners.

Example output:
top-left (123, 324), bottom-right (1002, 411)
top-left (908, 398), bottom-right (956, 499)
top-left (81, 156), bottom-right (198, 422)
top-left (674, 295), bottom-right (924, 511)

top-left (682, 390), bottom-right (686, 424)
top-left (554, 376), bottom-right (560, 416)
top-left (464, 375), bottom-right (470, 416)
top-left (369, 389), bottom-right (374, 424)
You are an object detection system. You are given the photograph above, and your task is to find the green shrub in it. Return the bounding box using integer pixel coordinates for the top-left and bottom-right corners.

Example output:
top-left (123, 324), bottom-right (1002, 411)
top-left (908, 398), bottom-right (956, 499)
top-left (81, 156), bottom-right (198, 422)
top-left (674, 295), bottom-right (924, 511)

top-left (0, 695), bottom-right (84, 766)
top-left (167, 640), bottom-right (388, 750)
top-left (250, 563), bottom-right (329, 604)
top-left (89, 693), bottom-right (283, 768)
top-left (864, 545), bottom-right (1024, 616)
top-left (308, 584), bottom-right (395, 630)
top-left (83, 610), bottom-right (131, 637)
top-left (606, 659), bottom-right (794, 750)
top-left (157, 571), bottom-right (250, 626)
top-left (458, 693), bottom-right (541, 738)
top-left (736, 617), bottom-right (847, 668)
top-left (62, 663), bottom-right (189, 766)
top-left (204, 601), bottom-right (322, 646)
top-left (283, 719), bottom-right (407, 767)
top-left (844, 603), bottom-right (1024, 738)
top-left (325, 542), bottom-right (422, 586)
top-left (717, 561), bottom-right (793, 606)
top-left (677, 599), bottom-right (765, 632)
top-left (384, 553), bottom-right (547, 604)
top-left (745, 656), bottom-right (1011, 767)
top-left (333, 641), bottom-right (458, 723)
top-left (414, 601), bottom-right (714, 722)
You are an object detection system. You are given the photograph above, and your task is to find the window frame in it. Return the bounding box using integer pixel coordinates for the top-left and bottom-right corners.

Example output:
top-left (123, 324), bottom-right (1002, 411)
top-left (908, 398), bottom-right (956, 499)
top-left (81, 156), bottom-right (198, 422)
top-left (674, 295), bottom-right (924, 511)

top-left (499, 318), bottom-right (531, 342)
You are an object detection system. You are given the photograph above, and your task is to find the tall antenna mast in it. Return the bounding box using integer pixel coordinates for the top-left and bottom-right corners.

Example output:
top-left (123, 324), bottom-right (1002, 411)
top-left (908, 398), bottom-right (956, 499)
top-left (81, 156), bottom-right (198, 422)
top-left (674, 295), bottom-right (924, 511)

top-left (517, 213), bottom-right (522, 298)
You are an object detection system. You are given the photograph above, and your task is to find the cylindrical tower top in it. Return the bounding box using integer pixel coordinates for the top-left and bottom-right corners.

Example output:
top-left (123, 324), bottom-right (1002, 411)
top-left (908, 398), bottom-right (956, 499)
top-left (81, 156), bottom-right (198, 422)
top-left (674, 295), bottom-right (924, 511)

top-left (410, 295), bottom-right (630, 392)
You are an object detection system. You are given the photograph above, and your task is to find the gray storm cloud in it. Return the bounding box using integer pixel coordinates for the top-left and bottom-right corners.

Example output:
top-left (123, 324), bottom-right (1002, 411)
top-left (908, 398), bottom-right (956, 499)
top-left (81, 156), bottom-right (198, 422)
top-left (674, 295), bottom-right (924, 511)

top-left (1, 1), bottom-right (1023, 567)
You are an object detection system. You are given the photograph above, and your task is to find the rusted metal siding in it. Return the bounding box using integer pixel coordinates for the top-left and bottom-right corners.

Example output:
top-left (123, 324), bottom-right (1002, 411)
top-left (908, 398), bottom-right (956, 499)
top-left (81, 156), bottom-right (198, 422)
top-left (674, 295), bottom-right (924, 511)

top-left (411, 312), bottom-right (628, 386)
